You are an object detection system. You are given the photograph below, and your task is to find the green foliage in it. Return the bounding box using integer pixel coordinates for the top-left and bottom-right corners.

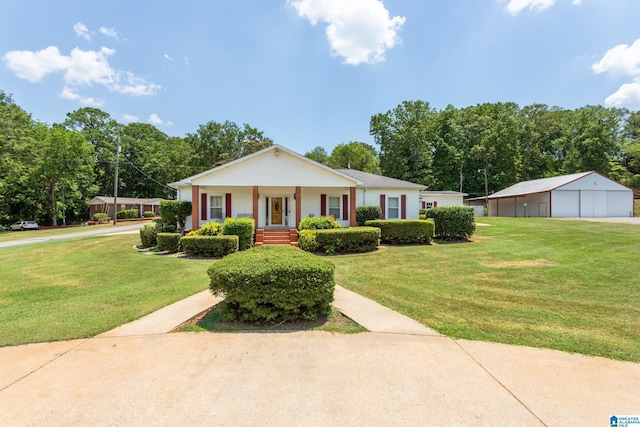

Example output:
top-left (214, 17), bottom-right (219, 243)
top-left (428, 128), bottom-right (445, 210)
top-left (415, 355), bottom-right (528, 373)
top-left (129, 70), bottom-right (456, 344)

top-left (92, 213), bottom-right (109, 222)
top-left (159, 200), bottom-right (192, 235)
top-left (143, 211), bottom-right (155, 218)
top-left (304, 146), bottom-right (329, 165)
top-left (152, 217), bottom-right (177, 232)
top-left (315, 227), bottom-right (381, 253)
top-left (356, 205), bottom-right (382, 226)
top-left (139, 223), bottom-right (158, 248)
top-left (208, 246), bottom-right (335, 322)
top-left (116, 209), bottom-right (139, 219)
top-left (425, 206), bottom-right (476, 241)
top-left (365, 219), bottom-right (434, 244)
top-left (222, 217), bottom-right (255, 251)
top-left (188, 221), bottom-right (222, 236)
top-left (157, 232), bottom-right (181, 253)
top-left (180, 235), bottom-right (238, 258)
top-left (329, 141), bottom-right (380, 173)
top-left (298, 215), bottom-right (341, 230)
top-left (297, 229), bottom-right (319, 252)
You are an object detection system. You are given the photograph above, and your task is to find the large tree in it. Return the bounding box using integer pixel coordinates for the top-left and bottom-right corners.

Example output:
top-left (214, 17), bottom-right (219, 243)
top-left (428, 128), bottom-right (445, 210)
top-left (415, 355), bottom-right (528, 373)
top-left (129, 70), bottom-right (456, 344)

top-left (328, 141), bottom-right (380, 173)
top-left (304, 146), bottom-right (330, 165)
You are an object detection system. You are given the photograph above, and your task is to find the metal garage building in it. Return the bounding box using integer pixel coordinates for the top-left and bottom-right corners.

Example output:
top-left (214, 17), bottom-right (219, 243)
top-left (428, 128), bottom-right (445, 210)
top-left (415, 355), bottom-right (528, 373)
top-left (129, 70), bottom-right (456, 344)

top-left (482, 171), bottom-right (634, 218)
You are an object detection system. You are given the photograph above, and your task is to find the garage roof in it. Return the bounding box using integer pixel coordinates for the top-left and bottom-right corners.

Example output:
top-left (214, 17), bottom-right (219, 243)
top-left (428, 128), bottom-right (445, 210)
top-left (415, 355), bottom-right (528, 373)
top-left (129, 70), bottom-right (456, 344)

top-left (486, 172), bottom-right (593, 199)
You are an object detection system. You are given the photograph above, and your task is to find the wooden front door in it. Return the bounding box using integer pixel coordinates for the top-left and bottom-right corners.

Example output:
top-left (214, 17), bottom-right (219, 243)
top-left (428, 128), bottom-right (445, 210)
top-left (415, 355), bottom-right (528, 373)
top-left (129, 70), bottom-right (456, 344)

top-left (271, 197), bottom-right (283, 225)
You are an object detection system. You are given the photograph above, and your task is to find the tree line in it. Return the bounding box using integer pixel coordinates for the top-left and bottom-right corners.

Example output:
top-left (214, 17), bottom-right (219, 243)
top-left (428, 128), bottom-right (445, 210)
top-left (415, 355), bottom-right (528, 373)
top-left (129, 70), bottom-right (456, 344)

top-left (2, 89), bottom-right (639, 225)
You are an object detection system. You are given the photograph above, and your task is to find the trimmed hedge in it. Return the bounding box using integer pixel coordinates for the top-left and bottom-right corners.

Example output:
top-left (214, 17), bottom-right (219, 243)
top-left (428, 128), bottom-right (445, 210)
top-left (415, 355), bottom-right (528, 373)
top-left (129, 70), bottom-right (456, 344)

top-left (188, 221), bottom-right (222, 236)
top-left (92, 213), bottom-right (109, 222)
top-left (139, 223), bottom-right (158, 248)
top-left (316, 227), bottom-right (381, 254)
top-left (356, 206), bottom-right (382, 226)
top-left (298, 215), bottom-right (341, 230)
top-left (298, 229), bottom-right (320, 252)
top-left (222, 217), bottom-right (254, 251)
top-left (152, 217), bottom-right (177, 233)
top-left (116, 209), bottom-right (139, 219)
top-left (208, 245), bottom-right (335, 322)
top-left (143, 211), bottom-right (155, 218)
top-left (180, 235), bottom-right (238, 258)
top-left (157, 232), bottom-right (181, 253)
top-left (365, 219), bottom-right (434, 244)
top-left (425, 206), bottom-right (476, 241)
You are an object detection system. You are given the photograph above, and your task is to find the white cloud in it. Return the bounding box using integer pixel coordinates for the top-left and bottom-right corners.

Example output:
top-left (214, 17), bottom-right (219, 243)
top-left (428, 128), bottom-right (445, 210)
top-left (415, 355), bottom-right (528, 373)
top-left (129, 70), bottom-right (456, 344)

top-left (2, 45), bottom-right (161, 102)
top-left (148, 113), bottom-right (173, 126)
top-left (164, 54), bottom-right (173, 61)
top-left (504, 0), bottom-right (581, 15)
top-left (60, 87), bottom-right (103, 107)
top-left (591, 39), bottom-right (640, 78)
top-left (288, 0), bottom-right (405, 65)
top-left (74, 22), bottom-right (90, 40)
top-left (592, 39), bottom-right (640, 109)
top-left (122, 114), bottom-right (139, 123)
top-left (99, 27), bottom-right (120, 41)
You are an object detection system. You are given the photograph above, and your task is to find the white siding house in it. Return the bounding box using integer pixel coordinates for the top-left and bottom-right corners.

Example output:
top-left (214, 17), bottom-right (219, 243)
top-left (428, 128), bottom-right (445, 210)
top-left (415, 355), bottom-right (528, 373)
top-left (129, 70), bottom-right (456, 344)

top-left (419, 191), bottom-right (467, 209)
top-left (474, 172), bottom-right (633, 218)
top-left (169, 145), bottom-right (426, 237)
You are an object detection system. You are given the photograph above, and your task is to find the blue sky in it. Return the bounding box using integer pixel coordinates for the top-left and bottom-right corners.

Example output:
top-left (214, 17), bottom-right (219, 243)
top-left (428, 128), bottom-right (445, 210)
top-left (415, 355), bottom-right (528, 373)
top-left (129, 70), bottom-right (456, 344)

top-left (2, 0), bottom-right (639, 155)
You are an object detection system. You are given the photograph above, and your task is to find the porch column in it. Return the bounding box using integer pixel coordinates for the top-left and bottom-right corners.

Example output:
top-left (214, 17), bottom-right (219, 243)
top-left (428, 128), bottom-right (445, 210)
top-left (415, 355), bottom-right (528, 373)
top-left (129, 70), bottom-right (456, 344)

top-left (191, 185), bottom-right (199, 231)
top-left (350, 187), bottom-right (356, 227)
top-left (295, 186), bottom-right (302, 228)
top-left (252, 186), bottom-right (259, 228)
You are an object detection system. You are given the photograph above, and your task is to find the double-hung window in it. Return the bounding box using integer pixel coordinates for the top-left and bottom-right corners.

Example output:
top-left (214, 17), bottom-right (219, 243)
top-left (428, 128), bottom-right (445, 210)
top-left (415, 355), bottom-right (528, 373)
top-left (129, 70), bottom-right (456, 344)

top-left (210, 196), bottom-right (223, 220)
top-left (387, 197), bottom-right (399, 219)
top-left (328, 196), bottom-right (341, 219)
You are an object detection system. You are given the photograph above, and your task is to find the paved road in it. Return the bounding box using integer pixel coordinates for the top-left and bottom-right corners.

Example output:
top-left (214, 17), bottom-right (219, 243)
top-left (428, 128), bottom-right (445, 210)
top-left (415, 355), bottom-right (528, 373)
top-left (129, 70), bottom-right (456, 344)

top-left (0, 223), bottom-right (145, 249)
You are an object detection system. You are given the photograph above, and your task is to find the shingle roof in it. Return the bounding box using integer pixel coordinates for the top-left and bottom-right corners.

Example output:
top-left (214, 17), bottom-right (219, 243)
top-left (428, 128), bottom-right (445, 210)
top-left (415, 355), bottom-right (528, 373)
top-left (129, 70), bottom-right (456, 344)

top-left (89, 196), bottom-right (164, 205)
top-left (486, 172), bottom-right (593, 199)
top-left (336, 169), bottom-right (425, 189)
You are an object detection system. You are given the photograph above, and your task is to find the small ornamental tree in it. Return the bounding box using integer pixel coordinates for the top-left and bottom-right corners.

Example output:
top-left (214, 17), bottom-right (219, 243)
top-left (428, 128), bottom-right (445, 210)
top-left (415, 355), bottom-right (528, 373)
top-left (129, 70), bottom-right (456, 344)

top-left (159, 200), bottom-right (192, 236)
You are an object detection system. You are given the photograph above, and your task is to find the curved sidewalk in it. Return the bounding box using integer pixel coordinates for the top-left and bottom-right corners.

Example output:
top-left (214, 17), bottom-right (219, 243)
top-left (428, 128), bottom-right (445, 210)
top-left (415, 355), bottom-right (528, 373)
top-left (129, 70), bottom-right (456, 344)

top-left (1, 286), bottom-right (639, 426)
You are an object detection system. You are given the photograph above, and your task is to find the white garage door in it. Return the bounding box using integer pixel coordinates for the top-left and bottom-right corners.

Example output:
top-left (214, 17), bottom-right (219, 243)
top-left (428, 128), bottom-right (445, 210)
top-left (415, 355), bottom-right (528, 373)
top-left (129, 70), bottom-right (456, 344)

top-left (580, 191), bottom-right (607, 217)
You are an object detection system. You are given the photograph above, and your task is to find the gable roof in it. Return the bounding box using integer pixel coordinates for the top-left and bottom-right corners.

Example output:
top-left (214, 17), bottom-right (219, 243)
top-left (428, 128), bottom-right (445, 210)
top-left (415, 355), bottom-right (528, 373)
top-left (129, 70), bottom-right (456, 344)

top-left (336, 169), bottom-right (425, 189)
top-left (169, 144), bottom-right (363, 188)
top-left (487, 172), bottom-right (594, 199)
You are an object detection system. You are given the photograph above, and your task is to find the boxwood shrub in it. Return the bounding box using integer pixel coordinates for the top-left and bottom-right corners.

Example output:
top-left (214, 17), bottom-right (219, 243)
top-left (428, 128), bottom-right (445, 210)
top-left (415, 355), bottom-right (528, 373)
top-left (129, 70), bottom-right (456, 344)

top-left (222, 218), bottom-right (255, 251)
top-left (316, 227), bottom-right (380, 254)
top-left (116, 209), bottom-right (139, 219)
top-left (365, 219), bottom-right (434, 244)
top-left (298, 229), bottom-right (319, 252)
top-left (92, 213), bottom-right (109, 222)
top-left (424, 206), bottom-right (476, 241)
top-left (143, 211), bottom-right (156, 218)
top-left (208, 245), bottom-right (335, 322)
top-left (356, 206), bottom-right (382, 226)
top-left (298, 215), bottom-right (341, 230)
top-left (180, 235), bottom-right (238, 258)
top-left (188, 221), bottom-right (222, 236)
top-left (139, 223), bottom-right (158, 248)
top-left (157, 232), bottom-right (181, 253)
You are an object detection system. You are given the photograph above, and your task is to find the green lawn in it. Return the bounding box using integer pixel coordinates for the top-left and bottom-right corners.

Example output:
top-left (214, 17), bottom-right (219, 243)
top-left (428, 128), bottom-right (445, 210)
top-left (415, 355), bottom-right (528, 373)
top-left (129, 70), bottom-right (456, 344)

top-left (331, 218), bottom-right (640, 362)
top-left (0, 233), bottom-right (211, 346)
top-left (0, 222), bottom-right (138, 243)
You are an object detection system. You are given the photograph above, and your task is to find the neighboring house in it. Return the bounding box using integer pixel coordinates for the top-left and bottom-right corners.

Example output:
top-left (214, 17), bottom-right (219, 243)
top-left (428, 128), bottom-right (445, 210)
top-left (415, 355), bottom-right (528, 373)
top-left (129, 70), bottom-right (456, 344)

top-left (168, 145), bottom-right (425, 243)
top-left (89, 196), bottom-right (163, 219)
top-left (467, 171), bottom-right (633, 218)
top-left (419, 191), bottom-right (467, 209)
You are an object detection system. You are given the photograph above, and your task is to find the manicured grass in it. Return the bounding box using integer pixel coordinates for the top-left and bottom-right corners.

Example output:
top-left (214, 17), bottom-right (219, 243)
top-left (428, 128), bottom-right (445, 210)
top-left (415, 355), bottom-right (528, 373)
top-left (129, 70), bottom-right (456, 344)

top-left (0, 233), bottom-right (211, 346)
top-left (181, 307), bottom-right (367, 334)
top-left (331, 218), bottom-right (640, 362)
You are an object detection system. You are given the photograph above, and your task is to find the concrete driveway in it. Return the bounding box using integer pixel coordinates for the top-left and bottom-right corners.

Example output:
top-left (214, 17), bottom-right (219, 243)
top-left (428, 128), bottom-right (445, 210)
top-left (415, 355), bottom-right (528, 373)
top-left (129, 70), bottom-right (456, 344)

top-left (0, 223), bottom-right (145, 249)
top-left (1, 286), bottom-right (639, 426)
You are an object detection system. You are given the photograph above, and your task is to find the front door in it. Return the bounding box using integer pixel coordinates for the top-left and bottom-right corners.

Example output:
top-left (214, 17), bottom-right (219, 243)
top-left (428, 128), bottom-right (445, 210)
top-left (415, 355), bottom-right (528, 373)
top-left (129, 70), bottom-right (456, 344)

top-left (271, 197), bottom-right (283, 225)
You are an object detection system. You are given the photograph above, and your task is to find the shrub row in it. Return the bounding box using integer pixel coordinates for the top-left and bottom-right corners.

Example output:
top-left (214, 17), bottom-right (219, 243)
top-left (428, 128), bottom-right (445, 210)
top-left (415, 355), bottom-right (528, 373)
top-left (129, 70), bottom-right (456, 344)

top-left (424, 206), bottom-right (476, 241)
top-left (356, 205), bottom-right (382, 226)
top-left (222, 218), bottom-right (254, 251)
top-left (180, 235), bottom-right (238, 257)
top-left (157, 232), bottom-right (181, 252)
top-left (208, 245), bottom-right (335, 322)
top-left (298, 227), bottom-right (381, 254)
top-left (298, 215), bottom-right (341, 230)
top-left (143, 211), bottom-right (156, 218)
top-left (92, 213), bottom-right (109, 222)
top-left (365, 219), bottom-right (434, 244)
top-left (116, 209), bottom-right (139, 219)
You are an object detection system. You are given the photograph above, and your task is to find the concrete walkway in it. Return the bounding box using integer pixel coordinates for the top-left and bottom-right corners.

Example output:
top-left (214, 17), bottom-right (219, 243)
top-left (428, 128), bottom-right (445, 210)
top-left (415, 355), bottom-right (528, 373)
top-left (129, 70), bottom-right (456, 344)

top-left (1, 286), bottom-right (639, 426)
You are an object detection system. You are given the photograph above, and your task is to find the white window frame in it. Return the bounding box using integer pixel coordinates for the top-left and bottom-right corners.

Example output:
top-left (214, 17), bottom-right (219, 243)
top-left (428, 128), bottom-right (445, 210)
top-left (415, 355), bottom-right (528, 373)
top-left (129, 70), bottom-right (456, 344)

top-left (387, 196), bottom-right (399, 219)
top-left (328, 196), bottom-right (341, 219)
top-left (210, 195), bottom-right (223, 221)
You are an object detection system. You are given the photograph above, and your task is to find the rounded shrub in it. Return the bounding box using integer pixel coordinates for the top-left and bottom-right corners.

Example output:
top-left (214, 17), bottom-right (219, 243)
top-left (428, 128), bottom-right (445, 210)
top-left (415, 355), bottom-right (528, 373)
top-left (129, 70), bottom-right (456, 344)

top-left (92, 213), bottom-right (109, 222)
top-left (222, 218), bottom-right (254, 251)
top-left (139, 223), bottom-right (158, 248)
top-left (356, 206), bottom-right (382, 226)
top-left (143, 211), bottom-right (156, 218)
top-left (425, 206), bottom-right (476, 241)
top-left (298, 215), bottom-right (341, 230)
top-left (157, 232), bottom-right (181, 253)
top-left (188, 221), bottom-right (222, 236)
top-left (208, 245), bottom-right (335, 322)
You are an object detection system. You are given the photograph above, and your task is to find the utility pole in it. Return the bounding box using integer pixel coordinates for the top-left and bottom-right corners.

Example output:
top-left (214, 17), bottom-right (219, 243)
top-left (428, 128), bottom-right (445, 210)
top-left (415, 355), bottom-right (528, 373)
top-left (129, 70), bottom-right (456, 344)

top-left (113, 134), bottom-right (120, 225)
top-left (478, 168), bottom-right (489, 216)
